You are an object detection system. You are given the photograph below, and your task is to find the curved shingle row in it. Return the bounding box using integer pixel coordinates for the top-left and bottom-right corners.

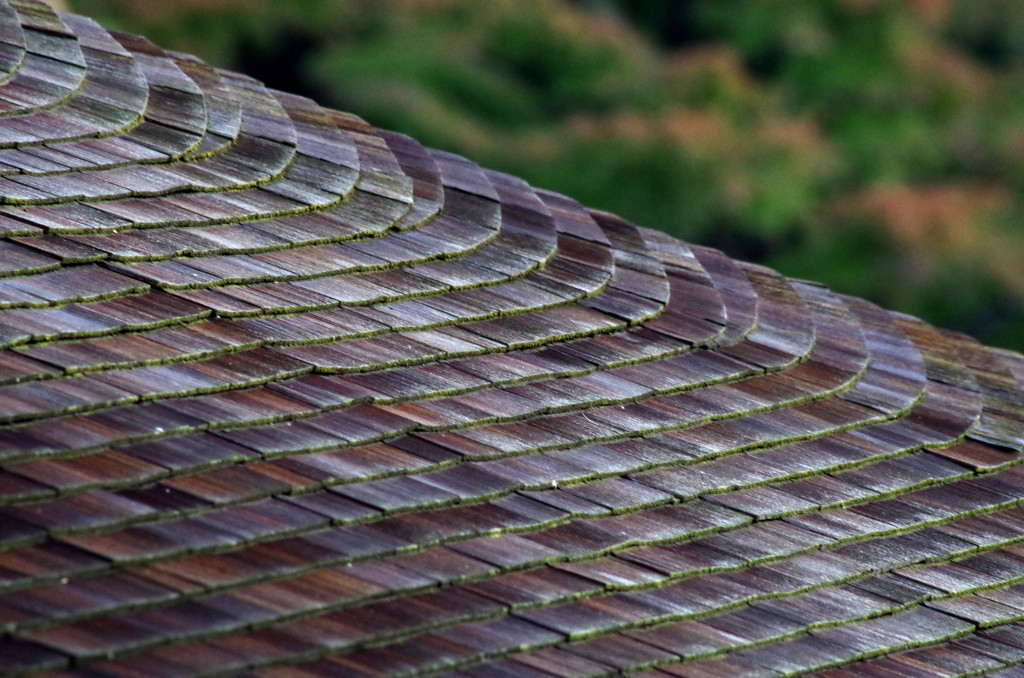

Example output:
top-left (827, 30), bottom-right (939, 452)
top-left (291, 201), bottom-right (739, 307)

top-left (0, 1), bottom-right (1022, 676)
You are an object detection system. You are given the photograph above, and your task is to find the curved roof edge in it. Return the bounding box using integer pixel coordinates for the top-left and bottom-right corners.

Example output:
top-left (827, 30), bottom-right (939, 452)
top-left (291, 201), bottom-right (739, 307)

top-left (0, 1), bottom-right (1022, 676)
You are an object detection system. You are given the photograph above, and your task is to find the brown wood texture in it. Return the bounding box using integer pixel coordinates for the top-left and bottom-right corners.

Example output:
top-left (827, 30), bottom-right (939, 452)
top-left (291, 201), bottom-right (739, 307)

top-left (0, 1), bottom-right (1021, 675)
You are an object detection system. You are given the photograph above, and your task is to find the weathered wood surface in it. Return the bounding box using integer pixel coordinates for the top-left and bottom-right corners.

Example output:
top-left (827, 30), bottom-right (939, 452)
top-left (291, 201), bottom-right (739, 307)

top-left (0, 1), bottom-right (1021, 675)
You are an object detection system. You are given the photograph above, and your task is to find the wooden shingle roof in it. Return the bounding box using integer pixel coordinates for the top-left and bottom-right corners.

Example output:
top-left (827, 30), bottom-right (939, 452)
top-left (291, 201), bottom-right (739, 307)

top-left (0, 1), bottom-right (1023, 676)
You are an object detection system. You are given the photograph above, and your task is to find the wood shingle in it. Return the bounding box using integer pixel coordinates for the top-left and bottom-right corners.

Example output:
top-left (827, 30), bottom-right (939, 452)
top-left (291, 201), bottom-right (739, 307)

top-left (0, 1), bottom-right (1021, 676)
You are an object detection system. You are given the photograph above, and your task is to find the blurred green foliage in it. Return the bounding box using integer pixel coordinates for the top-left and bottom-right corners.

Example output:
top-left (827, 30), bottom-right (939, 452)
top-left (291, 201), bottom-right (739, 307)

top-left (72, 0), bottom-right (1024, 350)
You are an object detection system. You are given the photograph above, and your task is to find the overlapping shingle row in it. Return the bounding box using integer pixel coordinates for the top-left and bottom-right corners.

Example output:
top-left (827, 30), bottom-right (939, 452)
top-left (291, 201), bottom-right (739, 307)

top-left (0, 1), bottom-right (1022, 675)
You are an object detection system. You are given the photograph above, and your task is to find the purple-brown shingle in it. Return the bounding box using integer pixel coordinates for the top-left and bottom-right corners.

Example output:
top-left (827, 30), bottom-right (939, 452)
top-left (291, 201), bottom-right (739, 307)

top-left (0, 0), bottom-right (1022, 676)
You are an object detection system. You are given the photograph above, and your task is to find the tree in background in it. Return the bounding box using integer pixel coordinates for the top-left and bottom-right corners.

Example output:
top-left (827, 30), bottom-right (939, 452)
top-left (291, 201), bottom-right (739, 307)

top-left (71, 0), bottom-right (1024, 351)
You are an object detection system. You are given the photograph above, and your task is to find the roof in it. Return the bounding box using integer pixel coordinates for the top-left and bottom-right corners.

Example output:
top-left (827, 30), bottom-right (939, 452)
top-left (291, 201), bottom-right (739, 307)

top-left (0, 1), bottom-right (1023, 676)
